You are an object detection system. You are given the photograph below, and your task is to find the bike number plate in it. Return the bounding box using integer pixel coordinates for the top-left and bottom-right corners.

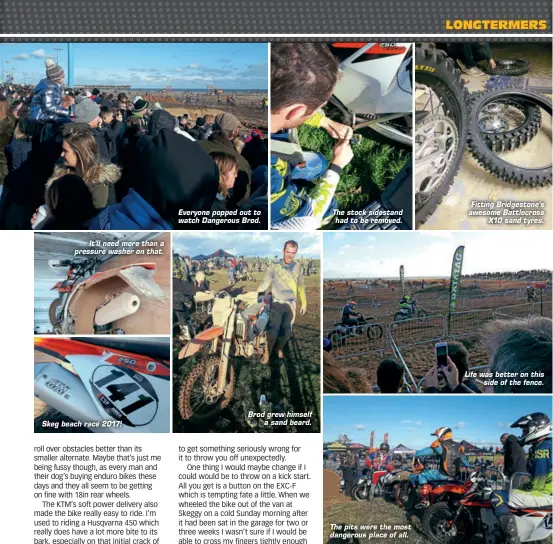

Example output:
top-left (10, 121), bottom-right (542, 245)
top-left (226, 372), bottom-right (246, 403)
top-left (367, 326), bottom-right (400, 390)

top-left (90, 365), bottom-right (159, 427)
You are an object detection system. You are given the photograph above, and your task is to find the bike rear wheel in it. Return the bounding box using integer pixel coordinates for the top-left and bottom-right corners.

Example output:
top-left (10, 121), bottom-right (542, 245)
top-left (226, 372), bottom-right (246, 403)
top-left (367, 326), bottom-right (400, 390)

top-left (422, 503), bottom-right (472, 544)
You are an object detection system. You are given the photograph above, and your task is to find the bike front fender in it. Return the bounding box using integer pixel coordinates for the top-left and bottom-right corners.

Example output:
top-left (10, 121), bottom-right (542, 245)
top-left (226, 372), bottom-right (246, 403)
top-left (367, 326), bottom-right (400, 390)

top-left (178, 326), bottom-right (225, 359)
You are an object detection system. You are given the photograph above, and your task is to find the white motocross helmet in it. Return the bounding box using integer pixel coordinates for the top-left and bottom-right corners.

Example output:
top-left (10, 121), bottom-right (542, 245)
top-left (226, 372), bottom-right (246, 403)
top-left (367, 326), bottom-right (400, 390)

top-left (511, 412), bottom-right (552, 446)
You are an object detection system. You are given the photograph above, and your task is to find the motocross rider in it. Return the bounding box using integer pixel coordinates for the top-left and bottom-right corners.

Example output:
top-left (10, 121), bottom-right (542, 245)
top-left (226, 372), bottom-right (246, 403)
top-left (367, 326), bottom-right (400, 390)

top-left (341, 300), bottom-right (361, 329)
top-left (491, 412), bottom-right (552, 544)
top-left (366, 443), bottom-right (394, 472)
top-left (259, 240), bottom-right (306, 363)
top-left (410, 427), bottom-right (470, 508)
top-left (270, 43), bottom-right (354, 230)
top-left (399, 294), bottom-right (414, 314)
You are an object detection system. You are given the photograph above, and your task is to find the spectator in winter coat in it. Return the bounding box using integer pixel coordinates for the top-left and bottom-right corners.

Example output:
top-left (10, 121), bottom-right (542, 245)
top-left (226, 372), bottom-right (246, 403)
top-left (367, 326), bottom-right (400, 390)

top-left (34, 174), bottom-right (98, 230)
top-left (198, 112), bottom-right (251, 205)
top-left (48, 124), bottom-right (121, 209)
top-left (209, 151), bottom-right (239, 215)
top-left (6, 111), bottom-right (32, 172)
top-left (73, 99), bottom-right (110, 161)
top-left (89, 129), bottom-right (219, 230)
top-left (501, 433), bottom-right (527, 479)
top-left (0, 99), bottom-right (17, 189)
top-left (29, 59), bottom-right (73, 124)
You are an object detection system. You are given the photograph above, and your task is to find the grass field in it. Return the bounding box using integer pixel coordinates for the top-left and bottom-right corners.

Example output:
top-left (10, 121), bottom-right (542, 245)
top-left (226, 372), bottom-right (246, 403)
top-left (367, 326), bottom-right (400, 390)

top-left (298, 123), bottom-right (411, 211)
top-left (173, 264), bottom-right (321, 433)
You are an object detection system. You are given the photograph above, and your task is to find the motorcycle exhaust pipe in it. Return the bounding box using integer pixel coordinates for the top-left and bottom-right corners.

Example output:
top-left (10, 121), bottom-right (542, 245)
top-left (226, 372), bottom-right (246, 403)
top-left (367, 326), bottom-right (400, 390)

top-left (34, 362), bottom-right (114, 433)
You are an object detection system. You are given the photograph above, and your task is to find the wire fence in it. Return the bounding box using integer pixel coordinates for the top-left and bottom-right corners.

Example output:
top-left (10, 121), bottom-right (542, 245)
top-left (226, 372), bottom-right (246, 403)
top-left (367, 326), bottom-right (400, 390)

top-left (325, 300), bottom-right (552, 393)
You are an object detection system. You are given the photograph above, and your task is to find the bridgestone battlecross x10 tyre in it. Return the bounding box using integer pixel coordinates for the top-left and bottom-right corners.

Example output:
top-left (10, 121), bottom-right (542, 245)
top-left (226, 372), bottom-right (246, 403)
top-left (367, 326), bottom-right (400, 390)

top-left (415, 45), bottom-right (469, 226)
top-left (479, 58), bottom-right (530, 76)
top-left (468, 89), bottom-right (552, 187)
top-left (480, 98), bottom-right (542, 152)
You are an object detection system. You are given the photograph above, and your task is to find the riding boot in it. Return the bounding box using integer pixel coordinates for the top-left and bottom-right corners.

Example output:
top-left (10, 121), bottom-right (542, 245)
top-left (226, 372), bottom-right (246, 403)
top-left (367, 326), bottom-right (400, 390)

top-left (499, 514), bottom-right (521, 544)
top-left (416, 484), bottom-right (431, 508)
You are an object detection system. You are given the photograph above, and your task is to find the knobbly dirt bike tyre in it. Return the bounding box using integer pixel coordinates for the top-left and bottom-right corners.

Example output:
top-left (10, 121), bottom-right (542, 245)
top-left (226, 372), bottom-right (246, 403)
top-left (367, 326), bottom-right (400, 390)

top-left (48, 299), bottom-right (62, 328)
top-left (468, 89), bottom-right (552, 187)
top-left (423, 502), bottom-right (473, 544)
top-left (479, 58), bottom-right (530, 76)
top-left (352, 483), bottom-right (369, 501)
top-left (480, 98), bottom-right (542, 152)
top-left (367, 324), bottom-right (383, 340)
top-left (327, 330), bottom-right (342, 348)
top-left (417, 309), bottom-right (428, 318)
top-left (415, 45), bottom-right (469, 226)
top-left (393, 312), bottom-right (406, 322)
top-left (178, 356), bottom-right (235, 421)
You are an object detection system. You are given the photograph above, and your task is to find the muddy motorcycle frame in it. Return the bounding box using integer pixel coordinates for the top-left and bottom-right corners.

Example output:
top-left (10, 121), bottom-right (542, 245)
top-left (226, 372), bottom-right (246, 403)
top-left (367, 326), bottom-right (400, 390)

top-left (424, 471), bottom-right (552, 544)
top-left (34, 338), bottom-right (170, 433)
top-left (329, 42), bottom-right (413, 146)
top-left (51, 262), bottom-right (165, 334)
top-left (178, 290), bottom-right (270, 420)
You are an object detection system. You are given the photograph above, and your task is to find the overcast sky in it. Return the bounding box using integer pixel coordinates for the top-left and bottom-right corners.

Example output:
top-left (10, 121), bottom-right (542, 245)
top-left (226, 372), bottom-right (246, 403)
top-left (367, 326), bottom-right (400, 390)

top-left (324, 231), bottom-right (553, 279)
top-left (173, 232), bottom-right (321, 259)
top-left (0, 43), bottom-right (268, 89)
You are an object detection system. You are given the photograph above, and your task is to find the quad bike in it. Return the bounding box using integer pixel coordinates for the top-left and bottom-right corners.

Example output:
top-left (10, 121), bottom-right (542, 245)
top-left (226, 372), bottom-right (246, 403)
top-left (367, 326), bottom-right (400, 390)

top-left (177, 290), bottom-right (272, 421)
top-left (34, 337), bottom-right (170, 433)
top-left (329, 42), bottom-right (413, 146)
top-left (423, 471), bottom-right (552, 544)
top-left (327, 314), bottom-right (383, 346)
top-left (49, 260), bottom-right (166, 335)
top-left (393, 300), bottom-right (428, 322)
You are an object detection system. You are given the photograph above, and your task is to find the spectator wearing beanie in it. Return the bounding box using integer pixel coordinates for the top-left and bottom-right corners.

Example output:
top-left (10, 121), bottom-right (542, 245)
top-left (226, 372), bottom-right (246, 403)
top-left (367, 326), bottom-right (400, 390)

top-left (188, 116), bottom-right (207, 140)
top-left (73, 99), bottom-right (110, 160)
top-left (29, 58), bottom-right (73, 124)
top-left (198, 112), bottom-right (251, 205)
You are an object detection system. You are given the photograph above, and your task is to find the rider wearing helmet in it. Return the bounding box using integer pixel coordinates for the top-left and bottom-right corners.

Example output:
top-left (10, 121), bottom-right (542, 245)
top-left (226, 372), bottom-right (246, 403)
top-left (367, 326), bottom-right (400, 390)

top-left (399, 294), bottom-right (413, 311)
top-left (410, 426), bottom-right (470, 508)
top-left (341, 300), bottom-right (360, 327)
top-left (492, 412), bottom-right (552, 544)
top-left (366, 443), bottom-right (393, 472)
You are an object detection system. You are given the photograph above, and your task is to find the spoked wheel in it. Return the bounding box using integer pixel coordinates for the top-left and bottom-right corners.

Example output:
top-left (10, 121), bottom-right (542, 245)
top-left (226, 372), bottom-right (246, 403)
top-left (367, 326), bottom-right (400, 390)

top-left (367, 324), bottom-right (383, 340)
top-left (415, 45), bottom-right (468, 226)
top-left (479, 98), bottom-right (541, 152)
top-left (48, 299), bottom-right (63, 330)
top-left (479, 58), bottom-right (530, 76)
top-left (352, 483), bottom-right (369, 501)
top-left (415, 115), bottom-right (459, 217)
top-left (178, 356), bottom-right (235, 421)
top-left (327, 330), bottom-right (345, 348)
top-left (422, 503), bottom-right (472, 544)
top-left (417, 309), bottom-right (428, 318)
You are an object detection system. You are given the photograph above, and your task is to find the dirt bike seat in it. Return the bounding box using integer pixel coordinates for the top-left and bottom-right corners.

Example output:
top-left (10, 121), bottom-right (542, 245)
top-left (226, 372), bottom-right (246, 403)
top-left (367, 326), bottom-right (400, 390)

top-left (72, 337), bottom-right (170, 360)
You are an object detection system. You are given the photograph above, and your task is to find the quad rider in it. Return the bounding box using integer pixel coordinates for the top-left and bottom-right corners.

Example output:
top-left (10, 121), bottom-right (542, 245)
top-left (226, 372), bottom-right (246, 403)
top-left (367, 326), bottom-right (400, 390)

top-left (491, 413), bottom-right (552, 544)
top-left (409, 426), bottom-right (470, 508)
